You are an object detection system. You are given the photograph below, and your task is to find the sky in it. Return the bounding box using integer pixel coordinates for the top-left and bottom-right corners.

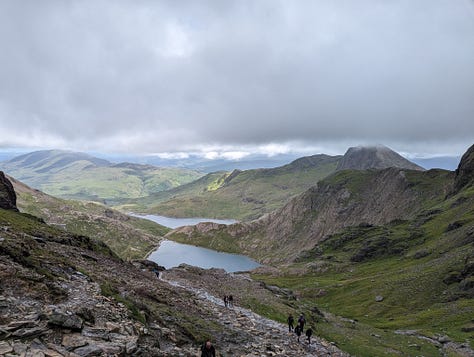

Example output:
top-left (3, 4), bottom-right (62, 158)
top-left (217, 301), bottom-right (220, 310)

top-left (0, 0), bottom-right (473, 160)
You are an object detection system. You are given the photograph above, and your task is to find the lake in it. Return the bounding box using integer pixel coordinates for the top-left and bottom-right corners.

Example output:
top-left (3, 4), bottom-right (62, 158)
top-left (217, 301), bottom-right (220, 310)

top-left (131, 214), bottom-right (238, 229)
top-left (148, 240), bottom-right (261, 273)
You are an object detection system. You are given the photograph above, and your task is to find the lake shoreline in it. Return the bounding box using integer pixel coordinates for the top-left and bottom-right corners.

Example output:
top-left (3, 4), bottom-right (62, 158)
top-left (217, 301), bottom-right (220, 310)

top-left (148, 240), bottom-right (261, 273)
top-left (130, 212), bottom-right (238, 229)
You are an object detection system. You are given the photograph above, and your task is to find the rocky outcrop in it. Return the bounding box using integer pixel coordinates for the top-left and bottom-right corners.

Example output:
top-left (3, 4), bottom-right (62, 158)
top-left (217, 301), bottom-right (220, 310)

top-left (454, 143), bottom-right (474, 192)
top-left (0, 171), bottom-right (17, 211)
top-left (336, 145), bottom-right (424, 171)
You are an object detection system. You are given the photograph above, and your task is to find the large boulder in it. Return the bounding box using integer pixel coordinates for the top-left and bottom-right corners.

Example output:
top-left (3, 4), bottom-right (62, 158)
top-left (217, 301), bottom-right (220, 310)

top-left (0, 172), bottom-right (18, 211)
top-left (454, 144), bottom-right (474, 192)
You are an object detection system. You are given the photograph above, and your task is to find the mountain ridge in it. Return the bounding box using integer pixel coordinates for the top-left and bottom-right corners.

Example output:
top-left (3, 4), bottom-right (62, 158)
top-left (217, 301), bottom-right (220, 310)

top-left (124, 145), bottom-right (426, 220)
top-left (169, 167), bottom-right (454, 263)
top-left (336, 145), bottom-right (425, 171)
top-left (0, 150), bottom-right (203, 202)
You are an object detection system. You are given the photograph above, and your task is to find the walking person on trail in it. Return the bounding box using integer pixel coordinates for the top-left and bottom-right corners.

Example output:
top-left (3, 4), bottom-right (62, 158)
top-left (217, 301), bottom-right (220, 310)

top-left (228, 294), bottom-right (233, 308)
top-left (305, 327), bottom-right (313, 344)
top-left (294, 325), bottom-right (302, 342)
top-left (200, 339), bottom-right (216, 357)
top-left (287, 313), bottom-right (294, 332)
top-left (223, 295), bottom-right (228, 308)
top-left (298, 313), bottom-right (306, 331)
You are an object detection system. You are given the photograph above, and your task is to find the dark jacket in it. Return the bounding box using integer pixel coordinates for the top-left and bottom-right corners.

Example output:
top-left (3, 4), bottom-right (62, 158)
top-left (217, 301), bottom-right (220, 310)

top-left (201, 344), bottom-right (216, 357)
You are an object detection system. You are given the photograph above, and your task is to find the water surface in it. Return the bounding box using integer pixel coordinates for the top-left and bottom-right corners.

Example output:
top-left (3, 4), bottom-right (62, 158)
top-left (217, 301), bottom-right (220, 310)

top-left (132, 214), bottom-right (237, 229)
top-left (148, 240), bottom-right (260, 273)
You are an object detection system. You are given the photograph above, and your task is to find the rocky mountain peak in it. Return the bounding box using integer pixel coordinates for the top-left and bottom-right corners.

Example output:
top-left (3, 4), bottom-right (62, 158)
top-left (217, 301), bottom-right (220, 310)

top-left (454, 143), bottom-right (474, 192)
top-left (336, 145), bottom-right (424, 171)
top-left (0, 171), bottom-right (18, 211)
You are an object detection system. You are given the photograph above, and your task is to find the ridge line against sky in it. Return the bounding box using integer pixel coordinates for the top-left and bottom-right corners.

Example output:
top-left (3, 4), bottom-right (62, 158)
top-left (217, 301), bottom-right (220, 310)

top-left (0, 1), bottom-right (473, 158)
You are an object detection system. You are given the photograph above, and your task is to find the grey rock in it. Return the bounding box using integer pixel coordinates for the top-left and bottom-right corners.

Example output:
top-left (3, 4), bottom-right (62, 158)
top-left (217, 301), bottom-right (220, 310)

top-left (48, 312), bottom-right (83, 331)
top-left (74, 345), bottom-right (103, 357)
top-left (126, 340), bottom-right (138, 354)
top-left (0, 172), bottom-right (18, 211)
top-left (7, 320), bottom-right (38, 330)
top-left (437, 335), bottom-right (451, 343)
top-left (375, 295), bottom-right (384, 302)
top-left (11, 327), bottom-right (47, 338)
top-left (0, 341), bottom-right (13, 354)
top-left (61, 333), bottom-right (89, 349)
top-left (81, 327), bottom-right (109, 340)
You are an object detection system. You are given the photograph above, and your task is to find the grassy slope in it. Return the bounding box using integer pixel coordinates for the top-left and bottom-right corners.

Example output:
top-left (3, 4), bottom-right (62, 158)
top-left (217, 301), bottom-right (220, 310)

top-left (121, 156), bottom-right (339, 220)
top-left (251, 187), bottom-right (474, 356)
top-left (1, 152), bottom-right (203, 202)
top-left (11, 177), bottom-right (170, 260)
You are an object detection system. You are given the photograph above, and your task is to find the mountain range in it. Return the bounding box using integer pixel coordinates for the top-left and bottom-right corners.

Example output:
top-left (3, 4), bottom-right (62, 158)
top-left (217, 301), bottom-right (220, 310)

top-left (0, 143), bottom-right (473, 355)
top-left (0, 150), bottom-right (203, 203)
top-left (123, 145), bottom-right (425, 220)
top-left (0, 146), bottom-right (425, 221)
top-left (164, 143), bottom-right (474, 354)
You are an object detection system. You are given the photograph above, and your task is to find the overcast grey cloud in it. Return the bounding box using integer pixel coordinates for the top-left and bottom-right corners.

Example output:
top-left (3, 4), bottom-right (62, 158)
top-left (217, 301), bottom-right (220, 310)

top-left (0, 0), bottom-right (473, 157)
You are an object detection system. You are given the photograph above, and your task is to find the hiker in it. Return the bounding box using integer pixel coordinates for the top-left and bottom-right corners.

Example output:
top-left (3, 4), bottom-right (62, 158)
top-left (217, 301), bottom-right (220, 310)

top-left (298, 313), bottom-right (306, 331)
top-left (287, 313), bottom-right (294, 332)
top-left (228, 294), bottom-right (233, 307)
top-left (294, 325), bottom-right (302, 342)
top-left (306, 327), bottom-right (312, 344)
top-left (223, 295), bottom-right (228, 308)
top-left (201, 339), bottom-right (216, 357)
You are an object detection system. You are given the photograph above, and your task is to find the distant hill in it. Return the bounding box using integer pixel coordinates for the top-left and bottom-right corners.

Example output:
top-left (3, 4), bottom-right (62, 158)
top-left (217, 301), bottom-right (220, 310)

top-left (0, 150), bottom-right (203, 202)
top-left (120, 154), bottom-right (342, 220)
top-left (336, 145), bottom-right (425, 171)
top-left (125, 145), bottom-right (424, 220)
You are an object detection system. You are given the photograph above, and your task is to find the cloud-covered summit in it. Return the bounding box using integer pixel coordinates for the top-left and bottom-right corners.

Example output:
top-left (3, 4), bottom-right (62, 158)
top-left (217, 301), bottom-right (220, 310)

top-left (0, 1), bottom-right (473, 157)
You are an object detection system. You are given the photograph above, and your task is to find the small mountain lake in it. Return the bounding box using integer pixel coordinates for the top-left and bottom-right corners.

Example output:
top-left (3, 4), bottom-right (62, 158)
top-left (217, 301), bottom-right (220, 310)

top-left (148, 240), bottom-right (261, 273)
top-left (131, 214), bottom-right (238, 229)
top-left (135, 214), bottom-right (259, 272)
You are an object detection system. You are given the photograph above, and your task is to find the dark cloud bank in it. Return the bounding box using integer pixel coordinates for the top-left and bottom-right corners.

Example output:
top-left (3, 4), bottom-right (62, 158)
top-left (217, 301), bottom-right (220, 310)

top-left (0, 0), bottom-right (473, 157)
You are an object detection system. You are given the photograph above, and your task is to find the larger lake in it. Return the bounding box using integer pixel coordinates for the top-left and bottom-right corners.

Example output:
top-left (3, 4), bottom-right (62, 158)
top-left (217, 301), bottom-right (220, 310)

top-left (148, 240), bottom-right (261, 273)
top-left (131, 214), bottom-right (238, 229)
top-left (136, 214), bottom-right (259, 272)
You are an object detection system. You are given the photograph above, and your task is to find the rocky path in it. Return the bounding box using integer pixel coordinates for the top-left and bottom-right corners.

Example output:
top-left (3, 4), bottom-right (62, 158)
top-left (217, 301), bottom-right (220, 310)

top-left (159, 271), bottom-right (349, 357)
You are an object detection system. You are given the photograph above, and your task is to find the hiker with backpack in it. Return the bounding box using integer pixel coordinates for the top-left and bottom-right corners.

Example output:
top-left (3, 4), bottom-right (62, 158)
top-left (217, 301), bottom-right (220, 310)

top-left (294, 325), bottom-right (302, 342)
top-left (305, 327), bottom-right (313, 344)
top-left (298, 313), bottom-right (306, 332)
top-left (287, 313), bottom-right (294, 332)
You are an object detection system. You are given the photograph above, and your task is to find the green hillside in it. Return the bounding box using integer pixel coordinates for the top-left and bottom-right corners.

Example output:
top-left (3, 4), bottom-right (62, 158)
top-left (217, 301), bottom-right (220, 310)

top-left (252, 186), bottom-right (474, 356)
top-left (122, 154), bottom-right (341, 220)
top-left (10, 175), bottom-right (169, 260)
top-left (0, 150), bottom-right (203, 202)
